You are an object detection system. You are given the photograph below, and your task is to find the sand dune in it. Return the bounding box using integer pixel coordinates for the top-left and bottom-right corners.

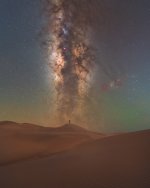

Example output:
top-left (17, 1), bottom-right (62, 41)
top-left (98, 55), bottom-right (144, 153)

top-left (0, 121), bottom-right (149, 188)
top-left (0, 121), bottom-right (102, 165)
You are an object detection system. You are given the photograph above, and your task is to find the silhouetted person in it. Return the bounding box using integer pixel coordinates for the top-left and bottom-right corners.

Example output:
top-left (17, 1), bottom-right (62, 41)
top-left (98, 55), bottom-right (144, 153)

top-left (69, 120), bottom-right (71, 125)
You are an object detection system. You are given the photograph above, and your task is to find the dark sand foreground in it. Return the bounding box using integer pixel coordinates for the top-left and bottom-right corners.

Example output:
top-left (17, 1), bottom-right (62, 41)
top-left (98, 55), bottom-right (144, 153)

top-left (0, 121), bottom-right (150, 188)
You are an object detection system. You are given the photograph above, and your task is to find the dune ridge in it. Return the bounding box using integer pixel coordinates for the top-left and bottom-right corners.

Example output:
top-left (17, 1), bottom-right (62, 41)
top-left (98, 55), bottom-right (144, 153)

top-left (0, 121), bottom-right (103, 165)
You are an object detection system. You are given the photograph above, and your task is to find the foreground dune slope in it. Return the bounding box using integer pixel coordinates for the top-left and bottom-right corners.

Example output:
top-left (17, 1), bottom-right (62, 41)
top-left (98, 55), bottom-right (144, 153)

top-left (0, 122), bottom-right (149, 188)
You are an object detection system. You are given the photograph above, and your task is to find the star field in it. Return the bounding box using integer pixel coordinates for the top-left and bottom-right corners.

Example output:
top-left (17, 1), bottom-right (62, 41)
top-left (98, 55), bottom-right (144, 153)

top-left (0, 0), bottom-right (150, 132)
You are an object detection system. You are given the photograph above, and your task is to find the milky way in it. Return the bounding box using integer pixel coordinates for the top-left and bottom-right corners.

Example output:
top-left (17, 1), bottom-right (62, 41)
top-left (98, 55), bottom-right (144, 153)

top-left (41, 0), bottom-right (126, 124)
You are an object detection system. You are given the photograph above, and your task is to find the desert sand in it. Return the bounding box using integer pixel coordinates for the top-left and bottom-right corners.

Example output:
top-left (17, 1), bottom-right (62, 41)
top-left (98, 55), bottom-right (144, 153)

top-left (0, 121), bottom-right (149, 188)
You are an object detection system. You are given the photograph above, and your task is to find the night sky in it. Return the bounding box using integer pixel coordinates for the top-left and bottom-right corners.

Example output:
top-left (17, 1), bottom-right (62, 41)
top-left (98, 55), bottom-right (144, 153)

top-left (0, 0), bottom-right (150, 132)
